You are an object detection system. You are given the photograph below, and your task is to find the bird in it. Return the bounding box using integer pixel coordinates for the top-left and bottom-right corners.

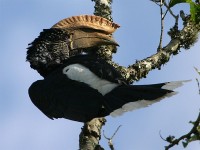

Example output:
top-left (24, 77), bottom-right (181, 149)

top-left (28, 54), bottom-right (188, 122)
top-left (27, 15), bottom-right (188, 122)
top-left (26, 15), bottom-right (120, 77)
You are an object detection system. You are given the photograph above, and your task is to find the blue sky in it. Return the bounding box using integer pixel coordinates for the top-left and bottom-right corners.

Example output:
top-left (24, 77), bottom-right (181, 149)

top-left (0, 0), bottom-right (200, 150)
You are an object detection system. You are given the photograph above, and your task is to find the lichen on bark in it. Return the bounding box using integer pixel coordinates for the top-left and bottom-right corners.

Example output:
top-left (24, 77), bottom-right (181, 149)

top-left (79, 118), bottom-right (106, 150)
top-left (79, 1), bottom-right (114, 150)
top-left (79, 0), bottom-right (200, 149)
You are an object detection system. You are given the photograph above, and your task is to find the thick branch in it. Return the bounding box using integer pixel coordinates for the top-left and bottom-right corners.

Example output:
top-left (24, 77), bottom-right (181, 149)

top-left (79, 1), bottom-right (200, 149)
top-left (92, 0), bottom-right (113, 21)
top-left (79, 118), bottom-right (106, 150)
top-left (92, 0), bottom-right (117, 60)
top-left (79, 1), bottom-right (113, 150)
top-left (111, 20), bottom-right (200, 83)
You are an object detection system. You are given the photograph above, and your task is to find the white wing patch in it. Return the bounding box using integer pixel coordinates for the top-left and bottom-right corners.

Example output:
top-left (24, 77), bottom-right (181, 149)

top-left (110, 91), bottom-right (177, 117)
top-left (63, 64), bottom-right (119, 95)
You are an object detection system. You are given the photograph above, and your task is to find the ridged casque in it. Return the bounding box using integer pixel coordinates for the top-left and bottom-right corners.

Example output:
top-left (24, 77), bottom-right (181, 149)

top-left (52, 15), bottom-right (120, 34)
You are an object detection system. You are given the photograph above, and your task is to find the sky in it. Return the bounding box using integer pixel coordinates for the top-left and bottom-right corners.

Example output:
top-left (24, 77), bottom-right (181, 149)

top-left (0, 0), bottom-right (200, 150)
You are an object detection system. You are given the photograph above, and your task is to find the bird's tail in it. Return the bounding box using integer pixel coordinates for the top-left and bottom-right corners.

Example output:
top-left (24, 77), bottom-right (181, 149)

top-left (103, 80), bottom-right (190, 117)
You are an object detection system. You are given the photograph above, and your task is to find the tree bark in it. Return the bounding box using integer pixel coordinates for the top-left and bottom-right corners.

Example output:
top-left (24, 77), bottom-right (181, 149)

top-left (79, 118), bottom-right (106, 150)
top-left (79, 1), bottom-right (113, 150)
top-left (79, 1), bottom-right (200, 149)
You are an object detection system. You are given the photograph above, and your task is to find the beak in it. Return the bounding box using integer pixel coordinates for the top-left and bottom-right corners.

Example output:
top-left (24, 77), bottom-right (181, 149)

top-left (69, 29), bottom-right (119, 50)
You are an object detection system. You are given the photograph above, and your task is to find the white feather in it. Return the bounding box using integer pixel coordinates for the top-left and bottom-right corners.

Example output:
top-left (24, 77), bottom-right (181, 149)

top-left (162, 80), bottom-right (191, 90)
top-left (63, 64), bottom-right (119, 95)
top-left (110, 92), bottom-right (177, 117)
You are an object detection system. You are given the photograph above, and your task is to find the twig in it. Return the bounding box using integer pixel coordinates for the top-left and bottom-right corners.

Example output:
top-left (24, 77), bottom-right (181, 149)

top-left (151, 1), bottom-right (169, 51)
top-left (103, 125), bottom-right (122, 150)
top-left (196, 78), bottom-right (200, 94)
top-left (150, 0), bottom-right (163, 6)
top-left (194, 67), bottom-right (200, 94)
top-left (159, 130), bottom-right (168, 141)
top-left (158, 1), bottom-right (164, 51)
top-left (163, 1), bottom-right (179, 24)
top-left (164, 111), bottom-right (200, 150)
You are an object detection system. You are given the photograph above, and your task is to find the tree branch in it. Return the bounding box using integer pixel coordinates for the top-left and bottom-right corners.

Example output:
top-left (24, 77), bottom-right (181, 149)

top-left (79, 118), bottom-right (106, 150)
top-left (196, 78), bottom-right (200, 94)
top-left (92, 0), bottom-right (113, 21)
top-left (79, 1), bottom-right (114, 149)
top-left (164, 111), bottom-right (200, 150)
top-left (79, 1), bottom-right (200, 149)
top-left (163, 1), bottom-right (179, 24)
top-left (91, 0), bottom-right (117, 60)
top-left (194, 67), bottom-right (200, 94)
top-left (110, 18), bottom-right (200, 83)
top-left (158, 1), bottom-right (164, 50)
top-left (103, 125), bottom-right (122, 150)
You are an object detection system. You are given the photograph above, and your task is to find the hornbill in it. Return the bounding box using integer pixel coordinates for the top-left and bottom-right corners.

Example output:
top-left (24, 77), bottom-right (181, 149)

top-left (29, 54), bottom-right (187, 122)
top-left (26, 15), bottom-right (119, 77)
top-left (27, 15), bottom-right (187, 122)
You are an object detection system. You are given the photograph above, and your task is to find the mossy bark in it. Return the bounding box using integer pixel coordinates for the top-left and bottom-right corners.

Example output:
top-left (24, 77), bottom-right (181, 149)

top-left (79, 1), bottom-right (200, 149)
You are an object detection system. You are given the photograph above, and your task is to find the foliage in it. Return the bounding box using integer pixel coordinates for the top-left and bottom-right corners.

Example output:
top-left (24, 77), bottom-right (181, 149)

top-left (169, 0), bottom-right (200, 23)
top-left (164, 68), bottom-right (200, 149)
top-left (194, 67), bottom-right (200, 75)
top-left (164, 111), bottom-right (200, 149)
top-left (182, 120), bottom-right (200, 148)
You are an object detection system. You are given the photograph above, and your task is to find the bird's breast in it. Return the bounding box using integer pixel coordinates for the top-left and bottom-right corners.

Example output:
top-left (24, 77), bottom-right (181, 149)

top-left (62, 64), bottom-right (119, 95)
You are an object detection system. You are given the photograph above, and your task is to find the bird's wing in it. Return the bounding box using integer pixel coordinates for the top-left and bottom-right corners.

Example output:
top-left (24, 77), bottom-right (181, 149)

top-left (104, 81), bottom-right (189, 117)
top-left (28, 66), bottom-right (106, 122)
top-left (62, 55), bottom-right (127, 84)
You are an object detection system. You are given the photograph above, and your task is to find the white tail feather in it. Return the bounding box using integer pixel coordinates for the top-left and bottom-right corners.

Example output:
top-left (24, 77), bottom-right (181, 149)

top-left (162, 80), bottom-right (191, 90)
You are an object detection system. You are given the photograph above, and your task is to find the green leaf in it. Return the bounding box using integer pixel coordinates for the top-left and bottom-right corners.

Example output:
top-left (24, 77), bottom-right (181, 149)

top-left (182, 141), bottom-right (189, 148)
top-left (189, 134), bottom-right (200, 142)
top-left (169, 0), bottom-right (200, 23)
top-left (166, 135), bottom-right (175, 142)
top-left (194, 67), bottom-right (200, 75)
top-left (182, 134), bottom-right (200, 148)
top-left (169, 0), bottom-right (192, 8)
top-left (197, 125), bottom-right (200, 132)
top-left (189, 3), bottom-right (200, 23)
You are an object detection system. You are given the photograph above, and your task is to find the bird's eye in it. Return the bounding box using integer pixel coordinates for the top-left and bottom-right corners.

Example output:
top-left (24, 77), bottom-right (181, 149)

top-left (63, 67), bottom-right (69, 74)
top-left (65, 68), bottom-right (69, 72)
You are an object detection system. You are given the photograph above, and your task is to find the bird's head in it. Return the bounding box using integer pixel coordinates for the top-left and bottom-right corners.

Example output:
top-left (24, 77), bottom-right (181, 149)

top-left (27, 15), bottom-right (120, 77)
top-left (63, 28), bottom-right (119, 51)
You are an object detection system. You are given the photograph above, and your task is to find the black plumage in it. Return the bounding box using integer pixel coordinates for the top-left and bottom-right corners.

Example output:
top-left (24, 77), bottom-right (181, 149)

top-left (29, 55), bottom-right (183, 122)
top-left (27, 29), bottom-right (72, 77)
top-left (29, 70), bottom-right (106, 122)
top-left (27, 28), bottom-right (118, 77)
